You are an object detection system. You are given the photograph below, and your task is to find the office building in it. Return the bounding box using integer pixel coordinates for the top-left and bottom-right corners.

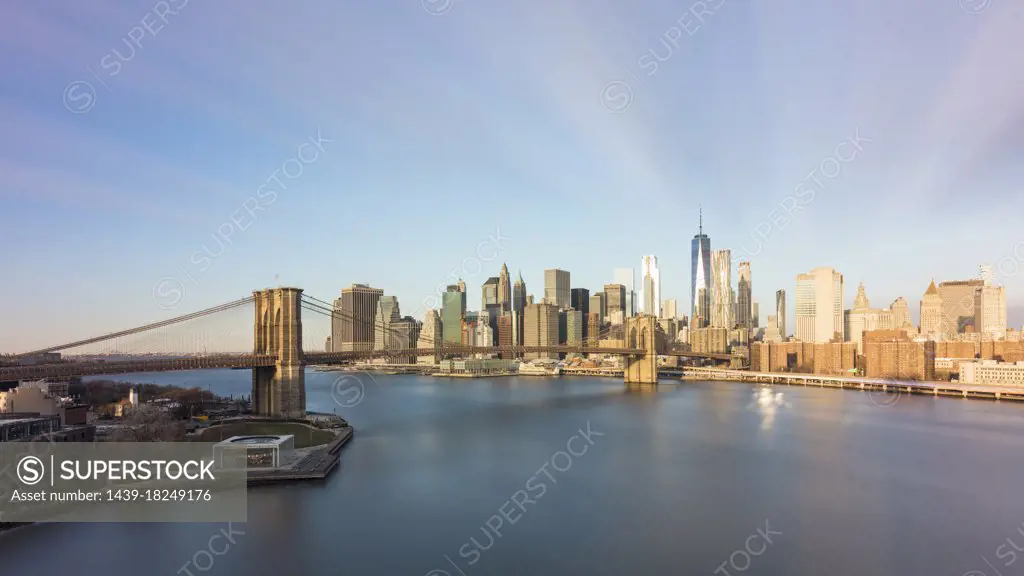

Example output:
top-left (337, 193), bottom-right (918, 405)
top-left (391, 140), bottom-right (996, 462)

top-left (482, 277), bottom-right (500, 311)
top-left (483, 304), bottom-right (502, 332)
top-left (642, 274), bottom-right (656, 317)
top-left (775, 290), bottom-right (786, 340)
top-left (512, 271), bottom-right (527, 313)
top-left (844, 283), bottom-right (894, 354)
top-left (658, 318), bottom-right (679, 342)
top-left (544, 269), bottom-right (571, 309)
top-left (891, 297), bottom-right (912, 331)
top-left (939, 279), bottom-right (984, 338)
top-left (481, 307), bottom-right (500, 346)
top-left (710, 249), bottom-right (733, 329)
top-left (388, 317), bottom-right (420, 364)
top-left (614, 268), bottom-right (636, 317)
top-left (764, 315), bottom-right (783, 343)
top-left (417, 309), bottom-right (442, 364)
top-left (473, 318), bottom-right (494, 350)
top-left (640, 255), bottom-right (661, 317)
top-left (497, 313), bottom-right (514, 358)
top-left (691, 210), bottom-right (712, 328)
top-left (959, 360), bottom-right (1024, 385)
top-left (373, 296), bottom-right (401, 351)
top-left (662, 299), bottom-right (678, 320)
top-left (586, 312), bottom-right (602, 343)
top-left (441, 285), bottom-right (466, 344)
top-left (729, 327), bottom-right (750, 349)
top-left (590, 293), bottom-right (606, 323)
top-left (737, 261), bottom-right (752, 328)
top-left (333, 284), bottom-right (384, 352)
top-left (565, 309), bottom-right (584, 347)
top-left (511, 310), bottom-right (524, 349)
top-left (920, 279), bottom-right (942, 338)
top-left (480, 275), bottom-right (502, 331)
top-left (512, 271), bottom-right (527, 345)
top-left (607, 310), bottom-right (624, 326)
top-left (975, 267), bottom-right (1007, 339)
top-left (752, 300), bottom-right (759, 328)
top-left (570, 288), bottom-right (591, 336)
top-left (524, 303), bottom-right (559, 360)
top-left (571, 288), bottom-right (590, 313)
top-left (498, 263), bottom-right (512, 312)
top-left (604, 283), bottom-right (626, 325)
top-left (795, 267), bottom-right (845, 343)
top-left (975, 285), bottom-right (1007, 340)
top-left (690, 327), bottom-right (729, 354)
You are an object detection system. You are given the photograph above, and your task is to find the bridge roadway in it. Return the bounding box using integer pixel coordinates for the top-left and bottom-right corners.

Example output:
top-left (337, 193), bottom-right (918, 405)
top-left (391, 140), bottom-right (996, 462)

top-left (0, 354), bottom-right (277, 381)
top-left (0, 346), bottom-right (731, 381)
top-left (306, 345), bottom-right (731, 363)
top-left (682, 367), bottom-right (1024, 402)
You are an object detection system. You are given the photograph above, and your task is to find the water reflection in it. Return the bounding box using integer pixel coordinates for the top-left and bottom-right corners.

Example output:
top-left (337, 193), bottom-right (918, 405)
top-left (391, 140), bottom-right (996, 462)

top-left (749, 385), bottom-right (787, 430)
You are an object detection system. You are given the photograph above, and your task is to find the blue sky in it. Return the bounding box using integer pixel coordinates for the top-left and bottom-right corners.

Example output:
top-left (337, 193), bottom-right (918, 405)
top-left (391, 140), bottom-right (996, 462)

top-left (2, 0), bottom-right (1023, 352)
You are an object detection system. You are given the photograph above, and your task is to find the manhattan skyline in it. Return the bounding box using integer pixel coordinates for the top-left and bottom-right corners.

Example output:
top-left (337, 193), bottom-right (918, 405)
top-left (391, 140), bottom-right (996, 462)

top-left (1, 1), bottom-right (1023, 352)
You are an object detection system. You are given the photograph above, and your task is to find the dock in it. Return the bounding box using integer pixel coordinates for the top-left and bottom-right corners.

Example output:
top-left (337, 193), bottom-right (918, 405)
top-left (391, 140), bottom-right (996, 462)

top-left (247, 426), bottom-right (353, 485)
top-left (561, 367), bottom-right (624, 377)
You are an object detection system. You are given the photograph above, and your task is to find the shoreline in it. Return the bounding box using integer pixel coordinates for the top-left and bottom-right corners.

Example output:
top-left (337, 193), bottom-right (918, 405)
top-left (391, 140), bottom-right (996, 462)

top-left (678, 371), bottom-right (1024, 403)
top-left (431, 372), bottom-right (517, 379)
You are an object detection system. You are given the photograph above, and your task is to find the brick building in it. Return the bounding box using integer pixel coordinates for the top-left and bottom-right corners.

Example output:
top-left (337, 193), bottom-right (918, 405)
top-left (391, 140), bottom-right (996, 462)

top-left (863, 330), bottom-right (936, 381)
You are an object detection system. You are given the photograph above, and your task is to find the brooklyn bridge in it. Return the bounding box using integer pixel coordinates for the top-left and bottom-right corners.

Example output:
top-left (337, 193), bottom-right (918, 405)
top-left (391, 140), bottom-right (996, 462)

top-left (1, 288), bottom-right (732, 418)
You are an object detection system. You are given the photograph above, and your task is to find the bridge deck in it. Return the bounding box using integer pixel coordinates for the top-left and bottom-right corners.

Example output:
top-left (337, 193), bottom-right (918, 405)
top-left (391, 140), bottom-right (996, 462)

top-left (0, 347), bottom-right (730, 381)
top-left (0, 355), bottom-right (276, 381)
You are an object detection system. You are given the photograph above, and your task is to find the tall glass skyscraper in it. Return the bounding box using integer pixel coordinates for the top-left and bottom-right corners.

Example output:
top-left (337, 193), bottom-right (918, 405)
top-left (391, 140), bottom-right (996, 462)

top-left (640, 255), bottom-right (660, 317)
top-left (690, 210), bottom-right (711, 327)
top-left (441, 285), bottom-right (466, 344)
top-left (710, 249), bottom-right (733, 329)
top-left (737, 261), bottom-right (752, 328)
top-left (775, 289), bottom-right (787, 339)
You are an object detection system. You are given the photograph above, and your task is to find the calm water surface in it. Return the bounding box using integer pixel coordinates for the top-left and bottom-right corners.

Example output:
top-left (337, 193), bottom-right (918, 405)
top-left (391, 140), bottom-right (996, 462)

top-left (4, 369), bottom-right (1024, 575)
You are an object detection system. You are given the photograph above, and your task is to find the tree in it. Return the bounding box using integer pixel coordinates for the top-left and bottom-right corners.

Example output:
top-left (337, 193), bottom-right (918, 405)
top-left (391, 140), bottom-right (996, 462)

top-left (107, 405), bottom-right (185, 442)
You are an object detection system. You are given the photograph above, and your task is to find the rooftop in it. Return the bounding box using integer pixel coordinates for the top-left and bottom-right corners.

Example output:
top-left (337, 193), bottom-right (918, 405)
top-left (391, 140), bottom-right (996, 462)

top-left (0, 416), bottom-right (57, 426)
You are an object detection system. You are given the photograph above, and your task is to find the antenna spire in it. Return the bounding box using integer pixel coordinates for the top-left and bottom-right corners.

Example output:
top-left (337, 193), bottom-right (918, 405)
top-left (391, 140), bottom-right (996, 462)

top-left (699, 203), bottom-right (703, 236)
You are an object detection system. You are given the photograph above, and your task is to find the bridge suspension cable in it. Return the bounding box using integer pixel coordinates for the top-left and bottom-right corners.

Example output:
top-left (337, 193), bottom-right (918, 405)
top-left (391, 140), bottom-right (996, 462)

top-left (14, 296), bottom-right (256, 357)
top-left (299, 296), bottom-right (452, 349)
top-left (299, 294), bottom-right (619, 352)
top-left (301, 293), bottom-right (622, 349)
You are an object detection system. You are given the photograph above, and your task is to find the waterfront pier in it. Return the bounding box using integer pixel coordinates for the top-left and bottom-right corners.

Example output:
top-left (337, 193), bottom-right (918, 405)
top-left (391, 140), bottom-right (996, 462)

top-left (681, 367), bottom-right (1024, 402)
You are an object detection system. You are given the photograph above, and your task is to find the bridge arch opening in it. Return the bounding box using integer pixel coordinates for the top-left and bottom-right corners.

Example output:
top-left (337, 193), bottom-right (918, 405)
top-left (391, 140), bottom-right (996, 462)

top-left (629, 327), bottom-right (638, 349)
top-left (260, 308), bottom-right (269, 351)
top-left (272, 307), bottom-right (282, 352)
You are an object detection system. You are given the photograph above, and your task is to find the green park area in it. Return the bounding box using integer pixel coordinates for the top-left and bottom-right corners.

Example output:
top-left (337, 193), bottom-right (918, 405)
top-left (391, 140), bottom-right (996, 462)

top-left (195, 421), bottom-right (336, 448)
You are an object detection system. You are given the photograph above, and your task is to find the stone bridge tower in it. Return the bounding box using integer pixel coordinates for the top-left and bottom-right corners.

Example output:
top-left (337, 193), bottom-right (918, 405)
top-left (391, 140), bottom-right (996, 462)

top-left (625, 314), bottom-right (660, 384)
top-left (252, 287), bottom-right (306, 418)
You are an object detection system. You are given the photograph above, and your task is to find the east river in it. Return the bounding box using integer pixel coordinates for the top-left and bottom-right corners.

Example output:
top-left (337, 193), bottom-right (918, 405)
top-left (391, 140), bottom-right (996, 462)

top-left (5, 369), bottom-right (1024, 575)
